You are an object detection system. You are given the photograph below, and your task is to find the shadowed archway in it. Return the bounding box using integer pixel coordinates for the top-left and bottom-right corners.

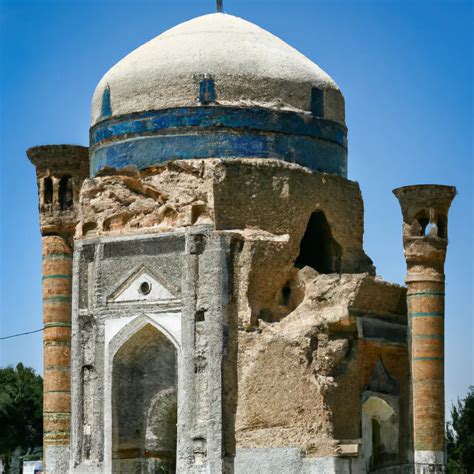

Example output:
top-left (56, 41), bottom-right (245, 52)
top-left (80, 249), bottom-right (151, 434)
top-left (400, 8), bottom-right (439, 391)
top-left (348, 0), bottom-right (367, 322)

top-left (295, 211), bottom-right (342, 273)
top-left (112, 323), bottom-right (177, 473)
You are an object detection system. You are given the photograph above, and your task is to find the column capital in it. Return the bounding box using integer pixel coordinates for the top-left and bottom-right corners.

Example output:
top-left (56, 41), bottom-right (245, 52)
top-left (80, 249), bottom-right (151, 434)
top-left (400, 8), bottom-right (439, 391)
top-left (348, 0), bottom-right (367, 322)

top-left (393, 184), bottom-right (456, 272)
top-left (27, 144), bottom-right (89, 237)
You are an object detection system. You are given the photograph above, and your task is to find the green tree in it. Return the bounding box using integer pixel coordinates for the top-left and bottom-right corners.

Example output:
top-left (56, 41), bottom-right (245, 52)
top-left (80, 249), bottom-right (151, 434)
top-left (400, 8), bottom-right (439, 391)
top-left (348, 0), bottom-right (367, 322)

top-left (447, 386), bottom-right (474, 473)
top-left (0, 364), bottom-right (43, 460)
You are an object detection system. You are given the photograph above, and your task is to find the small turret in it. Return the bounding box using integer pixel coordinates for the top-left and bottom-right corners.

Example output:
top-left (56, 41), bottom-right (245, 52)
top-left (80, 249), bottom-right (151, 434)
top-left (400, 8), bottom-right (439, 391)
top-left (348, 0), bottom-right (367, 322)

top-left (27, 145), bottom-right (89, 238)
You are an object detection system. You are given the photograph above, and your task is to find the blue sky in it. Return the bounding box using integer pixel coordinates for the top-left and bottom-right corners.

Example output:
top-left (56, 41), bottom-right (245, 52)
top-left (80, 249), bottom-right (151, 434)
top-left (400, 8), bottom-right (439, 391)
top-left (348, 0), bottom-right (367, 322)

top-left (0, 0), bottom-right (472, 414)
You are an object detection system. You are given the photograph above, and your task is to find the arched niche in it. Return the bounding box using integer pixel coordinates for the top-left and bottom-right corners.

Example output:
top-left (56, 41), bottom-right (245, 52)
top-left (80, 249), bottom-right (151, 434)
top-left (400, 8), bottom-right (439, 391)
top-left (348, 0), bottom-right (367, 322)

top-left (43, 177), bottom-right (53, 206)
top-left (295, 210), bottom-right (342, 273)
top-left (362, 393), bottom-right (399, 472)
top-left (111, 323), bottom-right (177, 473)
top-left (58, 175), bottom-right (73, 210)
top-left (410, 210), bottom-right (448, 239)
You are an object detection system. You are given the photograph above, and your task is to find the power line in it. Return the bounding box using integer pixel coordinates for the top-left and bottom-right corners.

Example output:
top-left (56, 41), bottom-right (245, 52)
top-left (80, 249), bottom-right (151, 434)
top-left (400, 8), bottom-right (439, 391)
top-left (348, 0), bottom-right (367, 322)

top-left (0, 328), bottom-right (44, 340)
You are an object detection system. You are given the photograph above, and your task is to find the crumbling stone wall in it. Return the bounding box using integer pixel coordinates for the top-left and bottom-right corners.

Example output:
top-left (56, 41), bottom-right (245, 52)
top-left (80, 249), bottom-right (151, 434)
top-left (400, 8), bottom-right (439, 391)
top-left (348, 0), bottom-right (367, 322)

top-left (77, 161), bottom-right (214, 239)
top-left (235, 269), bottom-right (408, 463)
top-left (67, 158), bottom-right (411, 473)
top-left (76, 158), bottom-right (374, 326)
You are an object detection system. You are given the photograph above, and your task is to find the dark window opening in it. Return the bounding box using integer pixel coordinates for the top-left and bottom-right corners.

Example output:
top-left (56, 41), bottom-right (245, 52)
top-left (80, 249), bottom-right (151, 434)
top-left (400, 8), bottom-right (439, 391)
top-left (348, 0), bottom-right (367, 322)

top-left (194, 355), bottom-right (206, 374)
top-left (412, 211), bottom-right (428, 237)
top-left (199, 78), bottom-right (216, 104)
top-left (417, 217), bottom-right (429, 236)
top-left (280, 284), bottom-right (291, 306)
top-left (371, 418), bottom-right (384, 470)
top-left (295, 211), bottom-right (341, 273)
top-left (195, 310), bottom-right (205, 322)
top-left (437, 216), bottom-right (447, 238)
top-left (43, 177), bottom-right (53, 205)
top-left (82, 222), bottom-right (97, 236)
top-left (59, 175), bottom-right (73, 210)
top-left (310, 87), bottom-right (324, 117)
top-left (101, 85), bottom-right (112, 118)
top-left (191, 203), bottom-right (207, 225)
top-left (413, 211), bottom-right (447, 239)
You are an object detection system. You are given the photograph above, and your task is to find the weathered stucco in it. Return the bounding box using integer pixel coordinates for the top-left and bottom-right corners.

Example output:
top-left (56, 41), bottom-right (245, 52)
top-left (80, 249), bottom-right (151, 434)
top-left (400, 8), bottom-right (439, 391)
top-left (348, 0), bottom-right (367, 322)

top-left (76, 161), bottom-right (214, 238)
top-left (91, 14), bottom-right (344, 126)
top-left (26, 9), bottom-right (454, 473)
top-left (236, 269), bottom-right (408, 460)
top-left (28, 146), bottom-right (418, 472)
top-left (46, 157), bottom-right (411, 472)
top-left (76, 158), bottom-right (374, 326)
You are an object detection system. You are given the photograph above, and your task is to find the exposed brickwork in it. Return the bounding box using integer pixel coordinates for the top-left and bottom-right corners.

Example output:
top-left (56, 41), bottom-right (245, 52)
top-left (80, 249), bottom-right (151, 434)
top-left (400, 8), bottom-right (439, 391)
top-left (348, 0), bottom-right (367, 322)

top-left (394, 184), bottom-right (456, 469)
top-left (27, 145), bottom-right (89, 237)
top-left (42, 236), bottom-right (73, 449)
top-left (408, 280), bottom-right (445, 452)
top-left (28, 145), bottom-right (89, 472)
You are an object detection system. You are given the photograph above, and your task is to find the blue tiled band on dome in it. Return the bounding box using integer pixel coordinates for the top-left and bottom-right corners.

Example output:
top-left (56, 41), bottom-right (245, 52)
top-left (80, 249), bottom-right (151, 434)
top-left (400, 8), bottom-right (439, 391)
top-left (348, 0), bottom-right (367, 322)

top-left (89, 106), bottom-right (347, 177)
top-left (90, 106), bottom-right (346, 145)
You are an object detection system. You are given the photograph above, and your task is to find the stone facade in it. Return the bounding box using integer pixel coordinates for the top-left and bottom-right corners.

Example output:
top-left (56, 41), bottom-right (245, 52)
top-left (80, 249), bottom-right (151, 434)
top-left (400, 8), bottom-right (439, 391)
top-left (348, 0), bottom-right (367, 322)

top-left (27, 12), bottom-right (455, 474)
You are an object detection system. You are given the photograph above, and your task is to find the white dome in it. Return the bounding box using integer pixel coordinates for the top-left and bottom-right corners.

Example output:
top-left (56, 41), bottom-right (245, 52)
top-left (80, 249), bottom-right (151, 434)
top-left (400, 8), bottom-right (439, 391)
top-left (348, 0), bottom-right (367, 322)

top-left (91, 13), bottom-right (343, 126)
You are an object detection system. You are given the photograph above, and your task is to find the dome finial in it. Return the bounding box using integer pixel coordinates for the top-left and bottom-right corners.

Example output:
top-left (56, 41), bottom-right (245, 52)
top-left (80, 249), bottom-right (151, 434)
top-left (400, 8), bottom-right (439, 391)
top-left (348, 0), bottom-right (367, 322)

top-left (217, 0), bottom-right (223, 13)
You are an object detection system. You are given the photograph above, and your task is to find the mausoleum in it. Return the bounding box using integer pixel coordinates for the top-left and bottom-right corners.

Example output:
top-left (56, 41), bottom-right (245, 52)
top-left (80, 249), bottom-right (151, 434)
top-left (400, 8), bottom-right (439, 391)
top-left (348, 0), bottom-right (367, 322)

top-left (28, 10), bottom-right (455, 474)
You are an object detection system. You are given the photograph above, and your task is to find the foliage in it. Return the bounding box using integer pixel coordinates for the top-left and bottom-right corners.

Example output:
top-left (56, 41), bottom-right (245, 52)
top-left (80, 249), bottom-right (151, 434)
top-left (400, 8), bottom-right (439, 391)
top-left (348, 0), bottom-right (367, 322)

top-left (0, 363), bottom-right (43, 459)
top-left (447, 386), bottom-right (474, 474)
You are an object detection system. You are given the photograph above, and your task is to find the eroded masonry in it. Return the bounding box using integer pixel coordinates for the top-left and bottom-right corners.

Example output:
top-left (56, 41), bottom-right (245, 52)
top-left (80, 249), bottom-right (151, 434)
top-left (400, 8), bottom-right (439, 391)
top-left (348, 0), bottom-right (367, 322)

top-left (28, 12), bottom-right (456, 474)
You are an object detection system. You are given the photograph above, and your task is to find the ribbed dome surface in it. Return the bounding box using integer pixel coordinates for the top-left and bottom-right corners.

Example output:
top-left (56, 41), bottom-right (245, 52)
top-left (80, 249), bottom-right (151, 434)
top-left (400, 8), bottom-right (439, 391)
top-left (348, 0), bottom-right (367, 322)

top-left (91, 13), bottom-right (341, 125)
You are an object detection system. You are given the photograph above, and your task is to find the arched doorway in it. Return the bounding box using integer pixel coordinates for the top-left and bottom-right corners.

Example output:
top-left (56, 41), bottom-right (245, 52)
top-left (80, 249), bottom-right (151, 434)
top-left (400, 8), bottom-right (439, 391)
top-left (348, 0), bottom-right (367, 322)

top-left (112, 323), bottom-right (177, 473)
top-left (362, 395), bottom-right (399, 472)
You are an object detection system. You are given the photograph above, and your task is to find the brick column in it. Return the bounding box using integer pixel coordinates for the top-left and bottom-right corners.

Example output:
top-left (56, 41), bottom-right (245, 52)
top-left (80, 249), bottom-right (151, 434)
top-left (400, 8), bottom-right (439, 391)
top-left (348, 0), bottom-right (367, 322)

top-left (42, 236), bottom-right (73, 468)
top-left (393, 184), bottom-right (456, 473)
top-left (27, 144), bottom-right (89, 473)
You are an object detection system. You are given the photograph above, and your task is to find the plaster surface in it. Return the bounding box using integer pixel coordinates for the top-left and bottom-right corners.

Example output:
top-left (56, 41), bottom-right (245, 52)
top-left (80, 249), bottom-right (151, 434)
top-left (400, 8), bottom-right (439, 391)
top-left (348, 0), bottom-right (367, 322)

top-left (44, 446), bottom-right (70, 474)
top-left (91, 13), bottom-right (344, 125)
top-left (234, 448), bottom-right (365, 474)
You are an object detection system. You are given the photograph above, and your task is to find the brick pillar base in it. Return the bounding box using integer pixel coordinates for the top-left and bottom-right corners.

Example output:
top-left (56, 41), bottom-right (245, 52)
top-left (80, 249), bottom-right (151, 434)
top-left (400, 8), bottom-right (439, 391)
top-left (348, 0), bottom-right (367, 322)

top-left (408, 278), bottom-right (445, 473)
top-left (42, 236), bottom-right (72, 473)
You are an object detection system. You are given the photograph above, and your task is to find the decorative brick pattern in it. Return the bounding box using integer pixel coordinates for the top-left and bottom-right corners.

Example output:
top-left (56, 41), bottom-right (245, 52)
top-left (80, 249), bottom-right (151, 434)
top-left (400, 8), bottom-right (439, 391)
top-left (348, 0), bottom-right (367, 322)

top-left (42, 236), bottom-right (73, 448)
top-left (394, 184), bottom-right (456, 471)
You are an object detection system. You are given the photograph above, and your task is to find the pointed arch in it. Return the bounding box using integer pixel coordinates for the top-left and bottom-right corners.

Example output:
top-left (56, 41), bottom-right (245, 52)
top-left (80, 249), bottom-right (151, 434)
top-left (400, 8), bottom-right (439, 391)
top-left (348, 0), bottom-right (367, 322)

top-left (101, 85), bottom-right (112, 118)
top-left (111, 320), bottom-right (178, 472)
top-left (295, 210), bottom-right (341, 273)
top-left (362, 393), bottom-right (399, 471)
top-left (109, 313), bottom-right (180, 359)
top-left (103, 312), bottom-right (181, 472)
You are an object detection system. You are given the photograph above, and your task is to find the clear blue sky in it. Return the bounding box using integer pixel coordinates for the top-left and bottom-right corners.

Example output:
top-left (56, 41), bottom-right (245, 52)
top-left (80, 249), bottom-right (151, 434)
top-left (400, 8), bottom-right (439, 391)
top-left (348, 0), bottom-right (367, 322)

top-left (0, 0), bottom-right (472, 414)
